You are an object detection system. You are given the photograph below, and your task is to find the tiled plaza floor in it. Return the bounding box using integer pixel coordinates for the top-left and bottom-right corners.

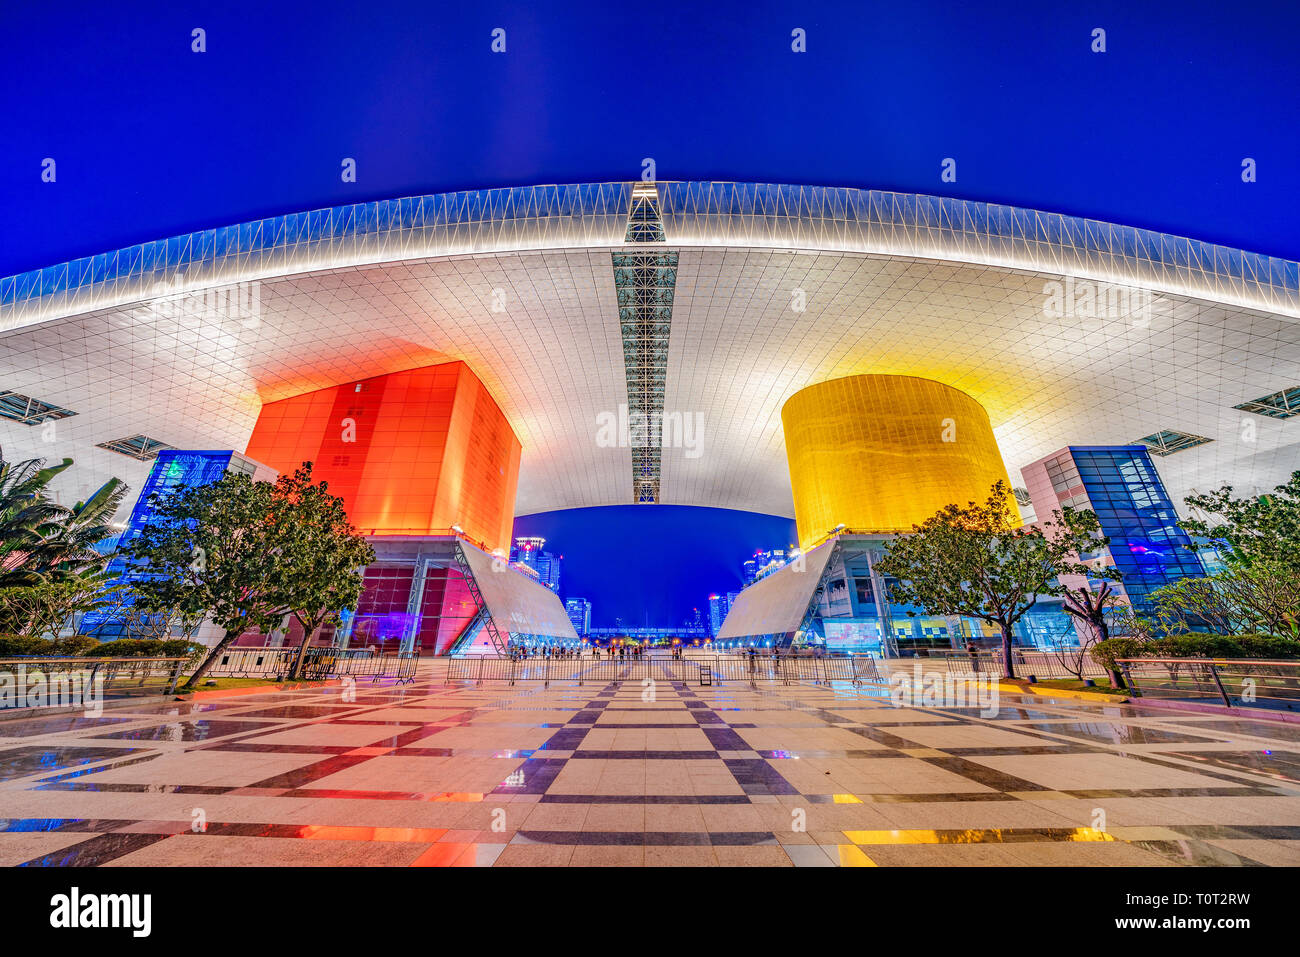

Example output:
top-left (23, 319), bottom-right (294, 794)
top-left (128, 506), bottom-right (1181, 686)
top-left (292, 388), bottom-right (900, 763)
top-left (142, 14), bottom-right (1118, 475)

top-left (2, 658), bottom-right (1299, 866)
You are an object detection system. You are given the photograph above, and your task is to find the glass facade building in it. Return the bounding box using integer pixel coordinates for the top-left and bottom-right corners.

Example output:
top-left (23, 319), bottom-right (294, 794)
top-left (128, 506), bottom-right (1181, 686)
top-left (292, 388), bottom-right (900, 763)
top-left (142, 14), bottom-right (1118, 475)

top-left (348, 556), bottom-right (478, 656)
top-left (81, 449), bottom-right (276, 638)
top-left (743, 549), bottom-right (789, 585)
top-left (340, 537), bottom-right (577, 656)
top-left (717, 533), bottom-right (1079, 654)
top-left (1022, 446), bottom-right (1205, 615)
top-left (813, 537), bottom-right (1008, 655)
top-left (511, 536), bottom-right (562, 592)
top-left (565, 597), bottom-right (591, 636)
top-left (707, 593), bottom-right (730, 637)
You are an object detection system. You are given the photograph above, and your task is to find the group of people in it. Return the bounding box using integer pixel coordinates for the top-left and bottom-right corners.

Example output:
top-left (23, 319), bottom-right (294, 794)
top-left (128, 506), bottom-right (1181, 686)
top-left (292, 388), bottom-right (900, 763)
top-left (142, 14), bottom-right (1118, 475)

top-left (507, 644), bottom-right (699, 660)
top-left (600, 644), bottom-right (647, 659)
top-left (509, 645), bottom-right (582, 660)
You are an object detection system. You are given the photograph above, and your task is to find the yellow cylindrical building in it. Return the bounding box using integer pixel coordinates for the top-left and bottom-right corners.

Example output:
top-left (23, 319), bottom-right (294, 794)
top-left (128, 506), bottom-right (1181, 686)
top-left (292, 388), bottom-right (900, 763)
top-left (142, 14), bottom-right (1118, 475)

top-left (781, 374), bottom-right (1016, 548)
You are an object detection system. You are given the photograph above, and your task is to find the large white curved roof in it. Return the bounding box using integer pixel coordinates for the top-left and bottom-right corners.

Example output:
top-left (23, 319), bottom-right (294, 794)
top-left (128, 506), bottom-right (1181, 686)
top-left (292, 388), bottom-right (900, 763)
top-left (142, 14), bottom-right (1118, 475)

top-left (1, 182), bottom-right (1297, 518)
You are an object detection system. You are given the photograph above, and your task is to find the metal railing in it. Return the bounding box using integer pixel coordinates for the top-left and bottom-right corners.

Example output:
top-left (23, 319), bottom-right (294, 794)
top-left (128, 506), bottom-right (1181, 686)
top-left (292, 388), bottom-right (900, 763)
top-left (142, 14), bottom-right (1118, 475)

top-left (921, 648), bottom-right (1107, 679)
top-left (330, 651), bottom-right (419, 684)
top-left (1118, 657), bottom-right (1300, 710)
top-left (0, 656), bottom-right (187, 710)
top-left (206, 647), bottom-right (418, 683)
top-left (445, 656), bottom-right (695, 686)
top-left (710, 655), bottom-right (881, 686)
top-left (444, 654), bottom-right (881, 688)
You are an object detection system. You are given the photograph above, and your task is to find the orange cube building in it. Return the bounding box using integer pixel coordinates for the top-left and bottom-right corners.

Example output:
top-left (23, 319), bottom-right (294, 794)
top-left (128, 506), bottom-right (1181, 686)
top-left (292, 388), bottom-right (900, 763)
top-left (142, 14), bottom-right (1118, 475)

top-left (244, 361), bottom-right (521, 552)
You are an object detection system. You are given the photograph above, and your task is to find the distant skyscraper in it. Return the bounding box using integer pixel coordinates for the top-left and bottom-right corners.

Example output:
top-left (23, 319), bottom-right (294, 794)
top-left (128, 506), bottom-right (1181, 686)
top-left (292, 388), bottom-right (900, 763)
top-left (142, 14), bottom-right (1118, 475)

top-left (708, 594), bottom-right (728, 636)
top-left (511, 536), bottom-right (545, 569)
top-left (535, 551), bottom-right (562, 593)
top-left (565, 597), bottom-right (591, 636)
top-left (743, 548), bottom-right (789, 585)
top-left (512, 535), bottom-right (562, 593)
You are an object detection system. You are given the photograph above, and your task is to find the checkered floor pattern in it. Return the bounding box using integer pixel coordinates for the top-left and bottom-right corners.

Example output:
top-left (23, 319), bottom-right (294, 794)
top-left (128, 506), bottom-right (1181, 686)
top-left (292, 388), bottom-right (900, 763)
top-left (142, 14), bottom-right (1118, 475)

top-left (2, 659), bottom-right (1299, 866)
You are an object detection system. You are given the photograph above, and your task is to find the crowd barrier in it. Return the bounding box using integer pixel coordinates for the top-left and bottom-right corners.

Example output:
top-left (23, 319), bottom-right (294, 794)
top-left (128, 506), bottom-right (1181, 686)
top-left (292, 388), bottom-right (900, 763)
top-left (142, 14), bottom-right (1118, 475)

top-left (207, 647), bottom-right (418, 683)
top-left (444, 654), bottom-right (881, 688)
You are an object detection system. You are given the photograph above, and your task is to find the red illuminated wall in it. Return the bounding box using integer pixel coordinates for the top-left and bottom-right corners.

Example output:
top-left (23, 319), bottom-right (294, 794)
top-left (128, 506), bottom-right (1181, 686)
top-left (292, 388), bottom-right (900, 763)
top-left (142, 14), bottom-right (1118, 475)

top-left (244, 361), bottom-right (521, 551)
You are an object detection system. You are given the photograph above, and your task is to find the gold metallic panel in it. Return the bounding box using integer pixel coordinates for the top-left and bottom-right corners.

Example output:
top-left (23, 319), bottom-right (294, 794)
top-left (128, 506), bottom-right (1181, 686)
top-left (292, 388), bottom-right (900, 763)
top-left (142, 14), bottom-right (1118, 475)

top-left (781, 374), bottom-right (1015, 548)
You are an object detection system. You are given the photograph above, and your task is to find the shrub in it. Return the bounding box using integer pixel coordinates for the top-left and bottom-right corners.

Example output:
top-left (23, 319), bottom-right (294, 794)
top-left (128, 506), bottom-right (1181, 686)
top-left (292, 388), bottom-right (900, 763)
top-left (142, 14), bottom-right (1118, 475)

top-left (1089, 637), bottom-right (1146, 672)
top-left (83, 638), bottom-right (206, 662)
top-left (0, 634), bottom-right (106, 656)
top-left (0, 634), bottom-right (56, 657)
top-left (52, 635), bottom-right (103, 656)
top-left (1092, 633), bottom-right (1300, 669)
top-left (158, 639), bottom-right (208, 663)
top-left (1152, 634), bottom-right (1226, 658)
top-left (1233, 634), bottom-right (1300, 658)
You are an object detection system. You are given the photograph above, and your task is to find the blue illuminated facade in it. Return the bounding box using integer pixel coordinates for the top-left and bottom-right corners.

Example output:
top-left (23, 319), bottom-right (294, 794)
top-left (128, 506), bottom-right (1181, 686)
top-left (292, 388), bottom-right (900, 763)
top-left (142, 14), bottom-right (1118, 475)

top-left (117, 451), bottom-right (245, 547)
top-left (1032, 446), bottom-right (1205, 615)
top-left (80, 450), bottom-right (266, 637)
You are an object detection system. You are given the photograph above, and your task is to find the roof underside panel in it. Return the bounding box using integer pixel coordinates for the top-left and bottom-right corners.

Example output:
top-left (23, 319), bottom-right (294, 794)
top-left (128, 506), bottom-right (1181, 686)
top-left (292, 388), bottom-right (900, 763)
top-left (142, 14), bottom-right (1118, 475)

top-left (1, 184), bottom-right (1298, 522)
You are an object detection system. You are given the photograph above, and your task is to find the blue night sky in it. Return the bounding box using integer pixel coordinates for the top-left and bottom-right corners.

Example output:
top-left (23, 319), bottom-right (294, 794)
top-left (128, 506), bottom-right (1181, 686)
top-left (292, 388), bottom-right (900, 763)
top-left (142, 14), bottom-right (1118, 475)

top-left (2, 0), bottom-right (1298, 275)
top-left (3, 2), bottom-right (1295, 623)
top-left (514, 506), bottom-right (796, 627)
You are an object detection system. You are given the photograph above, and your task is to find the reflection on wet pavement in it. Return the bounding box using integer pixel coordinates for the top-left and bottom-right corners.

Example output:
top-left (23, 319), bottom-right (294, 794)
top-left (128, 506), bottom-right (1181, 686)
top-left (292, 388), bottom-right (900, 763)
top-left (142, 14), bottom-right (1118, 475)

top-left (1, 658), bottom-right (1297, 867)
top-left (0, 716), bottom-right (138, 738)
top-left (93, 720), bottom-right (281, 743)
top-left (0, 746), bottom-right (139, 783)
top-left (1013, 722), bottom-right (1224, 745)
top-left (1169, 749), bottom-right (1300, 783)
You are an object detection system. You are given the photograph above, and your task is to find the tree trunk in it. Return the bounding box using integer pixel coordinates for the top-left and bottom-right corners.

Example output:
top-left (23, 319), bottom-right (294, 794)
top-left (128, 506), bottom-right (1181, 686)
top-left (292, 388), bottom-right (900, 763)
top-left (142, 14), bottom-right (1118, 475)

top-left (999, 623), bottom-right (1016, 679)
top-left (1091, 616), bottom-right (1124, 688)
top-left (288, 623), bottom-right (319, 681)
top-left (183, 628), bottom-right (234, 689)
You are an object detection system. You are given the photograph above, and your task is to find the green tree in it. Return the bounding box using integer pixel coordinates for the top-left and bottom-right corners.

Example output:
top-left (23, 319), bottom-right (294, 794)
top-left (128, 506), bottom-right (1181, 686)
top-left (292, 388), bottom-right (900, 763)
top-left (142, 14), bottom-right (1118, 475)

top-left (876, 481), bottom-right (1111, 678)
top-left (1149, 561), bottom-right (1300, 639)
top-left (0, 458), bottom-right (76, 587)
top-left (1054, 509), bottom-right (1125, 646)
top-left (1148, 575), bottom-right (1245, 635)
top-left (1058, 577), bottom-right (1123, 644)
top-left (0, 458), bottom-right (128, 641)
top-left (272, 464), bottom-right (375, 680)
top-left (0, 575), bottom-right (123, 638)
top-left (40, 477), bottom-right (130, 579)
top-left (1221, 559), bottom-right (1300, 637)
top-left (123, 471), bottom-right (291, 688)
top-left (1180, 471), bottom-right (1300, 572)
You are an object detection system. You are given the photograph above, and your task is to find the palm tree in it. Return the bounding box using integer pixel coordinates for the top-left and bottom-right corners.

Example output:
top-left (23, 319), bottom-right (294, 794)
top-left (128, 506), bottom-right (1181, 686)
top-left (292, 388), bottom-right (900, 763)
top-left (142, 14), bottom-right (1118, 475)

top-left (41, 477), bottom-right (129, 578)
top-left (0, 458), bottom-right (130, 638)
top-left (0, 457), bottom-right (75, 587)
